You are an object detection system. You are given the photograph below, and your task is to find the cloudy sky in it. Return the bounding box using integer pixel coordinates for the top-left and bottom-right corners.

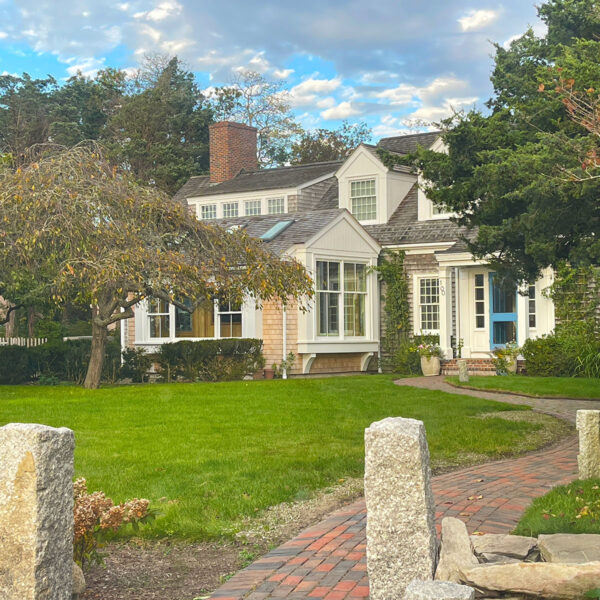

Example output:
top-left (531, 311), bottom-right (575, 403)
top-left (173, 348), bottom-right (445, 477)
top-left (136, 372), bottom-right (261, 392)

top-left (0, 0), bottom-right (546, 138)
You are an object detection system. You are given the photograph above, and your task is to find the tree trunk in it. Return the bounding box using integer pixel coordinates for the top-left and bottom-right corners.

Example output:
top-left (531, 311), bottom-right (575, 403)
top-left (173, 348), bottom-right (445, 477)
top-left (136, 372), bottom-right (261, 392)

top-left (5, 306), bottom-right (16, 337)
top-left (27, 307), bottom-right (36, 338)
top-left (83, 320), bottom-right (107, 389)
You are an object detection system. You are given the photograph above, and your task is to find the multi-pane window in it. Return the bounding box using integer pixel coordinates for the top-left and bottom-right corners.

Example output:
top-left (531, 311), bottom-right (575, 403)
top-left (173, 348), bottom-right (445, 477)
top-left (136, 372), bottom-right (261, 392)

top-left (528, 285), bottom-right (536, 328)
top-left (200, 204), bottom-right (217, 220)
top-left (475, 274), bottom-right (485, 329)
top-left (267, 197), bottom-right (285, 214)
top-left (218, 300), bottom-right (242, 338)
top-left (344, 263), bottom-right (366, 336)
top-left (350, 179), bottom-right (376, 221)
top-left (316, 261), bottom-right (340, 336)
top-left (419, 278), bottom-right (440, 331)
top-left (245, 200), bottom-right (261, 216)
top-left (175, 301), bottom-right (215, 338)
top-left (148, 298), bottom-right (170, 338)
top-left (223, 202), bottom-right (239, 218)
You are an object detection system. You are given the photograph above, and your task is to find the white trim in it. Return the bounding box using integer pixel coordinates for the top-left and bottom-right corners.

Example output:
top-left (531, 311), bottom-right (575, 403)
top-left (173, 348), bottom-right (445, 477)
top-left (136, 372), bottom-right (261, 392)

top-left (412, 273), bottom-right (441, 335)
top-left (297, 169), bottom-right (339, 190)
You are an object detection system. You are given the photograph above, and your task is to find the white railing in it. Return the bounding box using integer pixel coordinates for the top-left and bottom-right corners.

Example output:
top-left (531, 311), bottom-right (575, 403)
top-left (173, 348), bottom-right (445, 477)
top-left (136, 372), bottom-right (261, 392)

top-left (0, 337), bottom-right (48, 348)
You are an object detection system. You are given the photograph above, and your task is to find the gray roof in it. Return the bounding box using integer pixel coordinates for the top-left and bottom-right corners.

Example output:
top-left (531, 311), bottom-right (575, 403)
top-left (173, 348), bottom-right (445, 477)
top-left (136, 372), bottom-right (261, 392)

top-left (172, 175), bottom-right (210, 202)
top-left (362, 144), bottom-right (412, 173)
top-left (213, 208), bottom-right (346, 255)
top-left (364, 184), bottom-right (469, 247)
top-left (183, 161), bottom-right (343, 198)
top-left (377, 131), bottom-right (441, 154)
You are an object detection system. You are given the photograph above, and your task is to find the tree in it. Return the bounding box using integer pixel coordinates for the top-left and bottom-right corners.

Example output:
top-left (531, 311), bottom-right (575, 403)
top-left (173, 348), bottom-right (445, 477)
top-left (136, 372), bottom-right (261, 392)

top-left (289, 121), bottom-right (371, 165)
top-left (0, 144), bottom-right (313, 388)
top-left (107, 57), bottom-right (212, 194)
top-left (380, 0), bottom-right (600, 283)
top-left (211, 70), bottom-right (301, 166)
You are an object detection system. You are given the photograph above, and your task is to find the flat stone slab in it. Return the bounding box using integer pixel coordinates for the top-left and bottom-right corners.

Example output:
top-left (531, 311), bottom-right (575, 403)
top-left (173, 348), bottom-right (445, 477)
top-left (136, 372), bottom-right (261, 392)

top-left (460, 561), bottom-right (600, 599)
top-left (470, 534), bottom-right (537, 559)
top-left (435, 518), bottom-right (478, 582)
top-left (405, 580), bottom-right (474, 600)
top-left (538, 533), bottom-right (600, 563)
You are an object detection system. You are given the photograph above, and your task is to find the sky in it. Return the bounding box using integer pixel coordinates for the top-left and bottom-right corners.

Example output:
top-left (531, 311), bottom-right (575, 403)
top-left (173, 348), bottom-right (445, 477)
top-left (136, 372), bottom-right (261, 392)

top-left (0, 0), bottom-right (547, 139)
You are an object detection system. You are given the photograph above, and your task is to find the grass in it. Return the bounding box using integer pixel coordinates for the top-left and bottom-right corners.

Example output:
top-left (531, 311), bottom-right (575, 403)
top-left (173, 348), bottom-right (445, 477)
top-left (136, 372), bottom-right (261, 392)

top-left (0, 375), bottom-right (568, 540)
top-left (447, 375), bottom-right (600, 399)
top-left (514, 479), bottom-right (600, 536)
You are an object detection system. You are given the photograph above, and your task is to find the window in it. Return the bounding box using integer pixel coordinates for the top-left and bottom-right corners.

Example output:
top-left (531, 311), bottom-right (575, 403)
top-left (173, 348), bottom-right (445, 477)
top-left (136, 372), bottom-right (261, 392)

top-left (350, 179), bottom-right (376, 221)
top-left (419, 278), bottom-right (440, 331)
top-left (344, 263), bottom-right (366, 336)
top-left (267, 197), bottom-right (285, 214)
top-left (475, 274), bottom-right (485, 329)
top-left (316, 261), bottom-right (340, 336)
top-left (528, 285), bottom-right (536, 328)
top-left (148, 298), bottom-right (170, 338)
top-left (200, 204), bottom-right (217, 220)
top-left (175, 301), bottom-right (215, 338)
top-left (218, 300), bottom-right (242, 338)
top-left (245, 200), bottom-right (261, 216)
top-left (223, 202), bottom-right (239, 218)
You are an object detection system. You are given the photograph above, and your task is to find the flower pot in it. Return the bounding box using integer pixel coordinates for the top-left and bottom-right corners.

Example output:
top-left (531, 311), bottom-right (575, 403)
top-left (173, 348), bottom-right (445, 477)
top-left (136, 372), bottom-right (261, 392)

top-left (420, 356), bottom-right (441, 377)
top-left (506, 357), bottom-right (518, 375)
top-left (263, 368), bottom-right (275, 380)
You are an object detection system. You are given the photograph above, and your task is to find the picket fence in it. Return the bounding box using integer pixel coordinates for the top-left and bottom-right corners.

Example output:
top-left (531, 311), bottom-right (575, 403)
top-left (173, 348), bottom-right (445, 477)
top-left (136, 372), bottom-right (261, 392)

top-left (0, 337), bottom-right (48, 348)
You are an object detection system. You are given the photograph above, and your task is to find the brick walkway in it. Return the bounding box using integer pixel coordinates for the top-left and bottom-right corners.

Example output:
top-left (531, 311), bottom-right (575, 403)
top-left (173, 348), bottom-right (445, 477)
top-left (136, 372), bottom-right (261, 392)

top-left (211, 379), bottom-right (600, 600)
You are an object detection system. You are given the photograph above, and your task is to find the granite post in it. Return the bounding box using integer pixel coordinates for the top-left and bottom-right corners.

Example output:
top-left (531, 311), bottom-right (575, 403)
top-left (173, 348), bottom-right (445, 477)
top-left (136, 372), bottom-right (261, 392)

top-left (0, 423), bottom-right (75, 599)
top-left (457, 359), bottom-right (469, 383)
top-left (404, 580), bottom-right (475, 600)
top-left (576, 410), bottom-right (600, 479)
top-left (365, 417), bottom-right (437, 600)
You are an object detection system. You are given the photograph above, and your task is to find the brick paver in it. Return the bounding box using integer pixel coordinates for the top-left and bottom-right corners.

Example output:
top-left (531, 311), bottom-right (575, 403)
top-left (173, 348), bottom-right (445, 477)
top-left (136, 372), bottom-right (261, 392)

top-left (211, 378), bottom-right (600, 600)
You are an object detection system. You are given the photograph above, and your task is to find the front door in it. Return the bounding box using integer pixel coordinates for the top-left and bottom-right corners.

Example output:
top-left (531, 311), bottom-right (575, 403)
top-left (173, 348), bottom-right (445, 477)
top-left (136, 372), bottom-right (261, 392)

top-left (489, 274), bottom-right (517, 348)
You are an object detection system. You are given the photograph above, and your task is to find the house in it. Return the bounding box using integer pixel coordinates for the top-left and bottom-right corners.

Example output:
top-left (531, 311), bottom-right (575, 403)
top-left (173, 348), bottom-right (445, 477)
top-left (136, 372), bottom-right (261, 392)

top-left (121, 121), bottom-right (556, 376)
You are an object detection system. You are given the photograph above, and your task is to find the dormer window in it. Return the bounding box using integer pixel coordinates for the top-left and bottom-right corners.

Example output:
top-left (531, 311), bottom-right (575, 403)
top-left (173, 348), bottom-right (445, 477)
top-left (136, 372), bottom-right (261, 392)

top-left (350, 179), bottom-right (376, 221)
top-left (245, 200), bottom-right (261, 215)
top-left (200, 204), bottom-right (217, 220)
top-left (267, 197), bottom-right (285, 214)
top-left (223, 202), bottom-right (239, 218)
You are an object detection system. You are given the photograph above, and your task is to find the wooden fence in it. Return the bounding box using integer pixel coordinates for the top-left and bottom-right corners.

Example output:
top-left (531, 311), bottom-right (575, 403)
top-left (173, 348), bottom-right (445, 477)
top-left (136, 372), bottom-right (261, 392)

top-left (0, 337), bottom-right (48, 348)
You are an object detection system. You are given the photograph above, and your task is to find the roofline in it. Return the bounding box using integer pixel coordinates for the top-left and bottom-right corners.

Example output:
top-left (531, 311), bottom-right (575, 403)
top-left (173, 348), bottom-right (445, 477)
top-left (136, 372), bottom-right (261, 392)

top-left (378, 130), bottom-right (442, 144)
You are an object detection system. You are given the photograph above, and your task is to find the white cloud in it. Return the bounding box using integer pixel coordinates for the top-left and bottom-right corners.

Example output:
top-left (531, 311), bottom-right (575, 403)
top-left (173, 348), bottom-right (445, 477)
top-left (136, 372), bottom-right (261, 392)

top-left (135, 1), bottom-right (182, 22)
top-left (273, 68), bottom-right (294, 79)
top-left (321, 101), bottom-right (360, 120)
top-left (289, 76), bottom-right (342, 107)
top-left (0, 31), bottom-right (7, 39)
top-left (63, 56), bottom-right (106, 78)
top-left (458, 9), bottom-right (500, 32)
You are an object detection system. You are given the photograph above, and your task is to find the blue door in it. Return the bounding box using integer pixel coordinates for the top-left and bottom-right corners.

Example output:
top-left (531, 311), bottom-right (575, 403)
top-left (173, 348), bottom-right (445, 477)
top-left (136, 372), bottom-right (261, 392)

top-left (489, 273), bottom-right (517, 348)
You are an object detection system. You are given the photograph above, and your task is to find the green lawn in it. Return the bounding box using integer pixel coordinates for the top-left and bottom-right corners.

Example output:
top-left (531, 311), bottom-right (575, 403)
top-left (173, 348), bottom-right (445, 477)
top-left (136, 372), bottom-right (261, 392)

top-left (514, 479), bottom-right (600, 536)
top-left (447, 375), bottom-right (600, 399)
top-left (0, 376), bottom-right (567, 540)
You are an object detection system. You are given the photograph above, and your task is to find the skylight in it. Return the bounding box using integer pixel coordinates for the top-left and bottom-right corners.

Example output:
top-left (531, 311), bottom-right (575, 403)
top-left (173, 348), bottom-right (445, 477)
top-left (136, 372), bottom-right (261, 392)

top-left (260, 220), bottom-right (294, 242)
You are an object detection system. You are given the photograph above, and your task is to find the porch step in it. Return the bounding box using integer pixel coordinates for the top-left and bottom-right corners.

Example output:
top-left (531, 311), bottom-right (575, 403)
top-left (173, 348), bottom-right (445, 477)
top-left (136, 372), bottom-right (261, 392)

top-left (441, 358), bottom-right (496, 377)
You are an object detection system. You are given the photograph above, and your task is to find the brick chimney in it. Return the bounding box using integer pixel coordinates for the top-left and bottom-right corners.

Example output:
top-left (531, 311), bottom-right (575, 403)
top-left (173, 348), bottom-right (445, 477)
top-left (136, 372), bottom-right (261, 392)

top-left (209, 121), bottom-right (258, 184)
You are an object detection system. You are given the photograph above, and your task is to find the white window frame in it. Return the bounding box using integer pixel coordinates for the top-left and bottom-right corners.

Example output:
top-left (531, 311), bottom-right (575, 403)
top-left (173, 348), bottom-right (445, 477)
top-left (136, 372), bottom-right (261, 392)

top-left (147, 298), bottom-right (171, 340)
top-left (223, 202), bottom-right (239, 218)
top-left (199, 203), bottom-right (217, 220)
top-left (267, 197), bottom-right (285, 214)
top-left (412, 274), bottom-right (440, 335)
top-left (245, 200), bottom-right (262, 216)
top-left (474, 273), bottom-right (486, 330)
top-left (528, 284), bottom-right (537, 330)
top-left (349, 178), bottom-right (377, 222)
top-left (217, 300), bottom-right (243, 339)
top-left (315, 259), bottom-right (369, 339)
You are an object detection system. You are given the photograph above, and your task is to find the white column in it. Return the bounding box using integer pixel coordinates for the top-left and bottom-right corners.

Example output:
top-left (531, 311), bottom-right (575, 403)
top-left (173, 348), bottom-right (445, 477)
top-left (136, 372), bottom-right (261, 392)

top-left (439, 266), bottom-right (453, 358)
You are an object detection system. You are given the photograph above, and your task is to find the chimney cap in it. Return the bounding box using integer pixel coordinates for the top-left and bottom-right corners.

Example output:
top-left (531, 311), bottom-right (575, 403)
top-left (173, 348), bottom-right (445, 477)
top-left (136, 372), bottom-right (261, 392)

top-left (209, 121), bottom-right (258, 132)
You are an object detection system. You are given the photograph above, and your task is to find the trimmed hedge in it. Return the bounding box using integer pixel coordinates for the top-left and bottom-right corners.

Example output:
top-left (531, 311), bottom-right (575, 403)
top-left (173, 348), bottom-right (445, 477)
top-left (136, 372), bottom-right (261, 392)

top-left (156, 339), bottom-right (265, 382)
top-left (0, 338), bottom-right (121, 385)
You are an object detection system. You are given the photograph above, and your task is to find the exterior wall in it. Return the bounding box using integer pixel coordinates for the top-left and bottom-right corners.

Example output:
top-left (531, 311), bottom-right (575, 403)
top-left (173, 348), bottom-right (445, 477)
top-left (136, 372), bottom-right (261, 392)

top-left (309, 353), bottom-right (366, 374)
top-left (209, 122), bottom-right (258, 184)
top-left (405, 253), bottom-right (440, 334)
top-left (296, 177), bottom-right (337, 212)
top-left (261, 300), bottom-right (300, 375)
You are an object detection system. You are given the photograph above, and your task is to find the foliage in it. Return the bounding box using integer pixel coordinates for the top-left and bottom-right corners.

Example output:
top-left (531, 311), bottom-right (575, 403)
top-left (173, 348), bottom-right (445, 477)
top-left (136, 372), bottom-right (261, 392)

top-left (272, 352), bottom-right (296, 378)
top-left (0, 376), bottom-right (566, 539)
top-left (120, 348), bottom-right (154, 383)
top-left (515, 479), bottom-right (600, 536)
top-left (73, 477), bottom-right (155, 569)
top-left (210, 70), bottom-right (301, 166)
top-left (492, 341), bottom-right (520, 375)
top-left (522, 320), bottom-right (600, 377)
top-left (377, 250), bottom-right (412, 373)
top-left (156, 339), bottom-right (265, 382)
top-left (289, 121), bottom-right (371, 165)
top-left (390, 338), bottom-right (421, 375)
top-left (0, 144), bottom-right (313, 388)
top-left (380, 1), bottom-right (600, 283)
top-left (0, 346), bottom-right (32, 384)
top-left (413, 340), bottom-right (443, 359)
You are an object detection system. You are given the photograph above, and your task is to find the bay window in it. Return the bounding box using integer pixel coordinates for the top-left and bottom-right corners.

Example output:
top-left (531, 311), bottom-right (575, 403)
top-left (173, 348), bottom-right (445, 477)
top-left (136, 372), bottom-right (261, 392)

top-left (316, 260), bottom-right (368, 337)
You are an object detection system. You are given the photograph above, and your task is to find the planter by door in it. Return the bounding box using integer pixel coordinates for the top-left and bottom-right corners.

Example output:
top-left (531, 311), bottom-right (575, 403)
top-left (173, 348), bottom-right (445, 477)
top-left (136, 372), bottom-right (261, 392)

top-left (420, 356), bottom-right (441, 377)
top-left (506, 358), bottom-right (518, 374)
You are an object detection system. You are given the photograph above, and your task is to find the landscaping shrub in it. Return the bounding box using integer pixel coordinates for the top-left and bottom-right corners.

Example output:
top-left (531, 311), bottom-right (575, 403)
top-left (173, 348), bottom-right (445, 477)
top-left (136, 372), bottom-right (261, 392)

top-left (120, 348), bottom-right (154, 383)
top-left (0, 337), bottom-right (121, 384)
top-left (156, 338), bottom-right (264, 382)
top-left (522, 320), bottom-right (600, 377)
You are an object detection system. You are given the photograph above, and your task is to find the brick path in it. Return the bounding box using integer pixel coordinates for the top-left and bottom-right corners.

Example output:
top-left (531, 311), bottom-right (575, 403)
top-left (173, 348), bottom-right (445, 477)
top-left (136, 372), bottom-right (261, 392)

top-left (211, 378), bottom-right (600, 600)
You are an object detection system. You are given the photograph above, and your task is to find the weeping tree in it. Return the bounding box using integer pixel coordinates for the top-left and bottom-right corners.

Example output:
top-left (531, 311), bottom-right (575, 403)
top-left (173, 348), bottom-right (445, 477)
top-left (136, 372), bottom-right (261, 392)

top-left (0, 143), bottom-right (313, 388)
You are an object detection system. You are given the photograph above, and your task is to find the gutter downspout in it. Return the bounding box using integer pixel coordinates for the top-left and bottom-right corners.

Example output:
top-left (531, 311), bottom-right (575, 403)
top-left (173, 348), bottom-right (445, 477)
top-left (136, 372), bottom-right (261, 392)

top-left (454, 267), bottom-right (460, 356)
top-left (120, 307), bottom-right (126, 364)
top-left (282, 306), bottom-right (288, 379)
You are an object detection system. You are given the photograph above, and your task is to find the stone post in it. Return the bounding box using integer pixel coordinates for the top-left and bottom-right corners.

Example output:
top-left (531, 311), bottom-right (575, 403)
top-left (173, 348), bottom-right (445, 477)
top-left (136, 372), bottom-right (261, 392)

top-left (364, 417), bottom-right (437, 600)
top-left (405, 580), bottom-right (475, 600)
top-left (0, 423), bottom-right (75, 600)
top-left (576, 410), bottom-right (600, 479)
top-left (457, 359), bottom-right (469, 383)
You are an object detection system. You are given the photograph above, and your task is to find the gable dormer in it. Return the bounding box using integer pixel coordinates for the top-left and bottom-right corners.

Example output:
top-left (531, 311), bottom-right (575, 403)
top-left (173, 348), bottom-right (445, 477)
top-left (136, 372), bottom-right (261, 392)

top-left (335, 144), bottom-right (416, 225)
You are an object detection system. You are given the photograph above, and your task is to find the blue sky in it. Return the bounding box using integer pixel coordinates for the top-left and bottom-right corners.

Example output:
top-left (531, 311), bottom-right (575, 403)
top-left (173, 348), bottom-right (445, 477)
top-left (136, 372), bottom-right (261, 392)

top-left (0, 1), bottom-right (546, 139)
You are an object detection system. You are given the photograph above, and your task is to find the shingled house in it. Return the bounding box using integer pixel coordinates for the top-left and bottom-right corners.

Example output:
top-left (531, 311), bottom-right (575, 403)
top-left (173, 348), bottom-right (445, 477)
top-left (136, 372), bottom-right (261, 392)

top-left (121, 121), bottom-right (556, 375)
